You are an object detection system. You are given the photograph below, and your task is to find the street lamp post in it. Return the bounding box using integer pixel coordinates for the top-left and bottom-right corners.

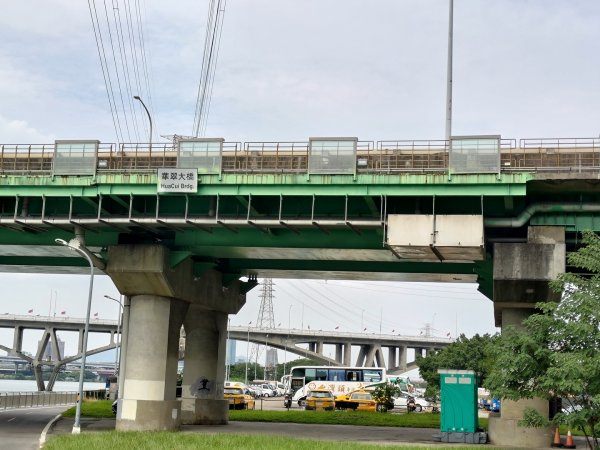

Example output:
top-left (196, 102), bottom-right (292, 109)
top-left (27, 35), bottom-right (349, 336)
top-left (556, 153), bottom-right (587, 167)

top-left (104, 295), bottom-right (123, 378)
top-left (225, 317), bottom-right (231, 381)
top-left (284, 304), bottom-right (292, 376)
top-left (55, 238), bottom-right (95, 434)
top-left (133, 95), bottom-right (152, 148)
top-left (263, 333), bottom-right (269, 380)
top-left (245, 321), bottom-right (251, 385)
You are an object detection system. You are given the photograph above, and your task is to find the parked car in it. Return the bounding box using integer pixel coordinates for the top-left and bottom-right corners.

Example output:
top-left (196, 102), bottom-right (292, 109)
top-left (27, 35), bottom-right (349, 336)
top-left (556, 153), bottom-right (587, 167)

top-left (224, 387), bottom-right (256, 410)
top-left (261, 383), bottom-right (278, 397)
top-left (305, 389), bottom-right (335, 411)
top-left (335, 389), bottom-right (378, 412)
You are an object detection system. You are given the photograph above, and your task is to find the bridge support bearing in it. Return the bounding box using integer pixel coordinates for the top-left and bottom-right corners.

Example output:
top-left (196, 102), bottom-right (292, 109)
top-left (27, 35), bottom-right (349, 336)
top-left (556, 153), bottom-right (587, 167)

top-left (181, 305), bottom-right (228, 425)
top-left (116, 294), bottom-right (188, 432)
top-left (488, 226), bottom-right (564, 448)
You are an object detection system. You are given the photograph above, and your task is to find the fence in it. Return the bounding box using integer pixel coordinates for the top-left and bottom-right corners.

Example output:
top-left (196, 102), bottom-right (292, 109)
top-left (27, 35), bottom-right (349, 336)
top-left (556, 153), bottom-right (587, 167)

top-left (0, 389), bottom-right (106, 410)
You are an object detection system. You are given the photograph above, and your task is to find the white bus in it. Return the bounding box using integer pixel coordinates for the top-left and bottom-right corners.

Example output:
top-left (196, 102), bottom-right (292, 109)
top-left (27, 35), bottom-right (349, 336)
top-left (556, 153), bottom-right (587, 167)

top-left (282, 365), bottom-right (387, 406)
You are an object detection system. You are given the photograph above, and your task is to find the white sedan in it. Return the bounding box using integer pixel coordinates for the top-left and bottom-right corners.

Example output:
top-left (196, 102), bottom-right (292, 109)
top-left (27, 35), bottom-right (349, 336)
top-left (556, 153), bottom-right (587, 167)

top-left (393, 392), bottom-right (437, 412)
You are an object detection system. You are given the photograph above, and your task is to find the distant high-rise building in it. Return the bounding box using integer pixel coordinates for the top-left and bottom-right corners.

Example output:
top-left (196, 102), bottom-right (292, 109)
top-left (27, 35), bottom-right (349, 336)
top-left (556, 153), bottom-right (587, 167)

top-left (226, 339), bottom-right (237, 365)
top-left (40, 337), bottom-right (65, 361)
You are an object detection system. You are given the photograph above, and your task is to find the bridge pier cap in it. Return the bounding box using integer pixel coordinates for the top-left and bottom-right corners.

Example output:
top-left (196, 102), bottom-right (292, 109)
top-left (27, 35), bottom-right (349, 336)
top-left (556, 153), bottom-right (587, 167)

top-left (106, 244), bottom-right (246, 314)
top-left (489, 226), bottom-right (564, 447)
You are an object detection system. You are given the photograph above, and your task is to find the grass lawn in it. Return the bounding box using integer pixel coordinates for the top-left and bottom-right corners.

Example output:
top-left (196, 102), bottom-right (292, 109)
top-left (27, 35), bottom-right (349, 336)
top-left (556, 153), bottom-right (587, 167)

top-left (62, 399), bottom-right (114, 418)
top-left (44, 432), bottom-right (502, 450)
top-left (230, 409), bottom-right (447, 428)
top-left (63, 400), bottom-right (492, 430)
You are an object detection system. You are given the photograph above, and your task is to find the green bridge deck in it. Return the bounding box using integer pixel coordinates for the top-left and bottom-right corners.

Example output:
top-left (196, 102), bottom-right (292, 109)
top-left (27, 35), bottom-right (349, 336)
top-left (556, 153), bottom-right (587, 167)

top-left (1, 137), bottom-right (600, 299)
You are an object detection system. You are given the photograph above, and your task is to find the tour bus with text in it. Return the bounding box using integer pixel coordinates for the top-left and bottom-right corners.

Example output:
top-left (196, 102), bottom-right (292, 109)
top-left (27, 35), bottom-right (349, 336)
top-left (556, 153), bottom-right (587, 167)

top-left (282, 365), bottom-right (388, 406)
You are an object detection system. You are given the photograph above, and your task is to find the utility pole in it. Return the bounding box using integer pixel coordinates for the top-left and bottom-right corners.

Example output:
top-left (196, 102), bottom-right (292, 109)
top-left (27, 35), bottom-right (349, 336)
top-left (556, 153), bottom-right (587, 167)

top-left (445, 0), bottom-right (454, 141)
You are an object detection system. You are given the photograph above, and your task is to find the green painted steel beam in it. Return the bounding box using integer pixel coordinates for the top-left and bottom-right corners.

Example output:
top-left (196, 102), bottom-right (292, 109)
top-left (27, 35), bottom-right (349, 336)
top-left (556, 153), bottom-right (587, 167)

top-left (0, 173), bottom-right (532, 197)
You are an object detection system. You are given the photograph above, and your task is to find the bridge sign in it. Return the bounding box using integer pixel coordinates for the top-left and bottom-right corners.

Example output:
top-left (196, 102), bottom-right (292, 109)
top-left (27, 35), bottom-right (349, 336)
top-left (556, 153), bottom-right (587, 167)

top-left (157, 168), bottom-right (197, 193)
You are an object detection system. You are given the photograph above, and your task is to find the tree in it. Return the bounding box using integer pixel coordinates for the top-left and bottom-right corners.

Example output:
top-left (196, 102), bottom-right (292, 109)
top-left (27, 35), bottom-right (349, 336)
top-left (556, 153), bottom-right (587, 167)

top-left (372, 382), bottom-right (400, 412)
top-left (485, 230), bottom-right (600, 450)
top-left (416, 333), bottom-right (497, 398)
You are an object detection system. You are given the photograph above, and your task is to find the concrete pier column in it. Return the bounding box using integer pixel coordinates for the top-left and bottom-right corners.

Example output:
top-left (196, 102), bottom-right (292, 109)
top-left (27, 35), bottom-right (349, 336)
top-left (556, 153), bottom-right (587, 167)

top-left (116, 294), bottom-right (188, 431)
top-left (398, 346), bottom-right (407, 372)
top-left (315, 341), bottom-right (323, 356)
top-left (388, 346), bottom-right (397, 370)
top-left (488, 226), bottom-right (564, 448)
top-left (343, 343), bottom-right (351, 366)
top-left (181, 305), bottom-right (228, 425)
top-left (106, 245), bottom-right (249, 431)
top-left (308, 342), bottom-right (316, 352)
top-left (335, 344), bottom-right (344, 363)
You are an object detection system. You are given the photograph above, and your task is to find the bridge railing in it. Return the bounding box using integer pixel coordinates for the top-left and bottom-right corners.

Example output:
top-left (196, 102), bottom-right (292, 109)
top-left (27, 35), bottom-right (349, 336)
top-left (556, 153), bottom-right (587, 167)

top-left (2, 138), bottom-right (600, 176)
top-left (501, 137), bottom-right (600, 171)
top-left (0, 144), bottom-right (55, 174)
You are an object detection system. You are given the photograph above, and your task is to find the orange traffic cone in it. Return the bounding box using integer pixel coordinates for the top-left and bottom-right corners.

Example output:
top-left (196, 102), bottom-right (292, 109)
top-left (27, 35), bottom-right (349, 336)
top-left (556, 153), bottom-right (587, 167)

top-left (551, 427), bottom-right (563, 448)
top-left (564, 430), bottom-right (576, 449)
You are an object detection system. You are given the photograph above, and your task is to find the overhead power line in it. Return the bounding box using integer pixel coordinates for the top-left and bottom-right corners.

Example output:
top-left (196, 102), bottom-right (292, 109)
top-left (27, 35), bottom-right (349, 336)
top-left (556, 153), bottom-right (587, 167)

top-left (87, 0), bottom-right (155, 143)
top-left (192, 0), bottom-right (227, 137)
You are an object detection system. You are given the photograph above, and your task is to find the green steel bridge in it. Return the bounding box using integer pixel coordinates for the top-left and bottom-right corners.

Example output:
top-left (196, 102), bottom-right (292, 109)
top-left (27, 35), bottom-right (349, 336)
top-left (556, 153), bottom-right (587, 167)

top-left (0, 135), bottom-right (599, 300)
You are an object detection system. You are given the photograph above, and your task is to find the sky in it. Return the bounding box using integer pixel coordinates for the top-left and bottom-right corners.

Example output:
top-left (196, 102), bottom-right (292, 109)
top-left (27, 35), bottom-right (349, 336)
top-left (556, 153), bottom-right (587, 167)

top-left (1, 1), bottom-right (599, 366)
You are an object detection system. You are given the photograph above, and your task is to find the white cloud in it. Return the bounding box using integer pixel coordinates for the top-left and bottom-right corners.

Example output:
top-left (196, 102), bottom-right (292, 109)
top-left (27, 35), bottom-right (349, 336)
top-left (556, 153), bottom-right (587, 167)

top-left (0, 116), bottom-right (55, 143)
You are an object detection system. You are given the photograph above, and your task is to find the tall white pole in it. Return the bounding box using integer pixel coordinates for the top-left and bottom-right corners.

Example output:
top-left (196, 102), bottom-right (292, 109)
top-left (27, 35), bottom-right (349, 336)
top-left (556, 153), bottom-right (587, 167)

top-left (445, 0), bottom-right (454, 141)
top-left (245, 323), bottom-right (250, 384)
top-left (104, 295), bottom-right (123, 377)
top-left (55, 238), bottom-right (94, 434)
top-left (226, 317), bottom-right (231, 381)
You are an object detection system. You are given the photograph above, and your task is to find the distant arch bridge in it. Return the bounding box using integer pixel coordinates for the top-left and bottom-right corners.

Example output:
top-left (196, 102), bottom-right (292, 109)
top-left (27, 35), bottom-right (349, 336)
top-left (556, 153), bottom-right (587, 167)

top-left (0, 315), bottom-right (451, 390)
top-left (227, 326), bottom-right (451, 373)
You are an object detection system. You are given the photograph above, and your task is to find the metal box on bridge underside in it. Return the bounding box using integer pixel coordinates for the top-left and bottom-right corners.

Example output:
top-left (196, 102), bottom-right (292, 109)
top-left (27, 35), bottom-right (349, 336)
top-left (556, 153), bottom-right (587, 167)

top-left (386, 214), bottom-right (485, 261)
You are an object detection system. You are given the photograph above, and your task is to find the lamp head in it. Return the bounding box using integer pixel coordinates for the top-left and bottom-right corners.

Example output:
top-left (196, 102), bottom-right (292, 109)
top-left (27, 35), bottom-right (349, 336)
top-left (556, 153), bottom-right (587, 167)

top-left (55, 238), bottom-right (68, 246)
top-left (133, 95), bottom-right (141, 100)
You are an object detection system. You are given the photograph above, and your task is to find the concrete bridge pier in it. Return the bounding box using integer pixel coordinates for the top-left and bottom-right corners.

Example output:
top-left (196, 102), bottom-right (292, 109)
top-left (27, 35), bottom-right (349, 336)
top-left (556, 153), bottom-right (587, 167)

top-left (343, 343), bottom-right (351, 365)
top-left (398, 345), bottom-right (407, 372)
top-left (335, 344), bottom-right (343, 363)
top-left (488, 226), bottom-right (565, 448)
top-left (180, 305), bottom-right (228, 425)
top-left (179, 271), bottom-right (246, 425)
top-left (106, 245), bottom-right (247, 431)
top-left (116, 294), bottom-right (187, 431)
top-left (388, 346), bottom-right (397, 369)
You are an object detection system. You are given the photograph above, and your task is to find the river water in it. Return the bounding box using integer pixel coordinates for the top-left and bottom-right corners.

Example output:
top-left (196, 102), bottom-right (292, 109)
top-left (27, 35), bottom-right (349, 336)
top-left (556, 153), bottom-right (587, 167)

top-left (0, 379), bottom-right (106, 393)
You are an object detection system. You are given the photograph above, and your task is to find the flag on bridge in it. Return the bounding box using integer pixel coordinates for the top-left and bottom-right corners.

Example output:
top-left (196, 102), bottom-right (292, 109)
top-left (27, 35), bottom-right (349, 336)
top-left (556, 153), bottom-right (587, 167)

top-left (27, 309), bottom-right (33, 313)
top-left (446, 332), bottom-right (451, 337)
top-left (392, 329), bottom-right (395, 333)
top-left (61, 311), bottom-right (66, 315)
top-left (363, 327), bottom-right (367, 331)
top-left (335, 326), bottom-right (339, 330)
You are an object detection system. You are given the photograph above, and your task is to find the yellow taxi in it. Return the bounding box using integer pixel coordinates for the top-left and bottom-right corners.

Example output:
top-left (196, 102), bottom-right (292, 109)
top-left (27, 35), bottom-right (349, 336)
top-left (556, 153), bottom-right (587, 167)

top-left (304, 389), bottom-right (335, 411)
top-left (224, 386), bottom-right (256, 410)
top-left (335, 388), bottom-right (377, 412)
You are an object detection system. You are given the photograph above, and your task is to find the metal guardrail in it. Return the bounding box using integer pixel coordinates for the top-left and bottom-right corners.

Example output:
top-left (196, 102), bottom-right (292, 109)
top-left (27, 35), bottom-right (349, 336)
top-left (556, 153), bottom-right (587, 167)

top-left (1, 138), bottom-right (600, 176)
top-left (0, 389), bottom-right (106, 410)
